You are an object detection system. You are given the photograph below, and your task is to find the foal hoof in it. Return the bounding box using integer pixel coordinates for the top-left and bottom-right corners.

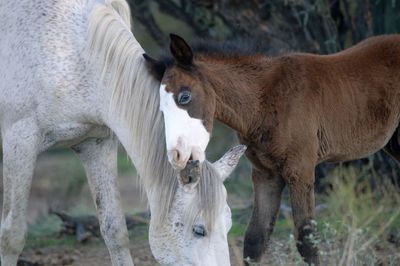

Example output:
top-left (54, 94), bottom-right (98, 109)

top-left (243, 256), bottom-right (260, 266)
top-left (297, 222), bottom-right (320, 265)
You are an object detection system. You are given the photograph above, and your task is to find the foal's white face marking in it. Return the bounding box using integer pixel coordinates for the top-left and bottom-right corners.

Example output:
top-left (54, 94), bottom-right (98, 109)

top-left (159, 84), bottom-right (210, 169)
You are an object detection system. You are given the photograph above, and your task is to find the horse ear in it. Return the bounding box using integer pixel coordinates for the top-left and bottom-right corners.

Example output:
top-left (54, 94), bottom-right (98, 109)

top-left (213, 145), bottom-right (247, 181)
top-left (169, 34), bottom-right (193, 67)
top-left (143, 53), bottom-right (165, 81)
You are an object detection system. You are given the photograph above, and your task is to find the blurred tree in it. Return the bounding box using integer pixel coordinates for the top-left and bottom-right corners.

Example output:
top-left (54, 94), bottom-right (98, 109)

top-left (129, 0), bottom-right (340, 54)
top-left (371, 0), bottom-right (400, 35)
top-left (129, 0), bottom-right (400, 53)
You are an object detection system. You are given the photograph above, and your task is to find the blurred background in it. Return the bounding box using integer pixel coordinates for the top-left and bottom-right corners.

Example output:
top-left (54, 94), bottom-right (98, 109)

top-left (2, 0), bottom-right (400, 265)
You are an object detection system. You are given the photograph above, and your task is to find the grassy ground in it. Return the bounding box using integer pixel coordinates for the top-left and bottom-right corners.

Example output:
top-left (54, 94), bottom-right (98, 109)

top-left (19, 165), bottom-right (400, 265)
top-left (0, 132), bottom-right (398, 265)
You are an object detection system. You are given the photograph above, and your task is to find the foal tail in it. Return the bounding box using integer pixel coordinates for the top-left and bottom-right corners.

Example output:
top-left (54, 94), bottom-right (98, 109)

top-left (384, 127), bottom-right (400, 162)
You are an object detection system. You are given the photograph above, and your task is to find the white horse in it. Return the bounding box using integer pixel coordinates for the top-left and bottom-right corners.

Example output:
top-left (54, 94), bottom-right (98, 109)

top-left (0, 0), bottom-right (245, 265)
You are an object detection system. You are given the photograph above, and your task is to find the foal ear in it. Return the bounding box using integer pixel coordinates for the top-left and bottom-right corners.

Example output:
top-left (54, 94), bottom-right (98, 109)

top-left (143, 53), bottom-right (166, 81)
top-left (169, 34), bottom-right (193, 67)
top-left (213, 145), bottom-right (247, 181)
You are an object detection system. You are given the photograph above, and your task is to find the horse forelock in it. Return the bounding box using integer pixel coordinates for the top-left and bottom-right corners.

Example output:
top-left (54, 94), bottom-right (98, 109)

top-left (85, 0), bottom-right (224, 232)
top-left (184, 163), bottom-right (225, 233)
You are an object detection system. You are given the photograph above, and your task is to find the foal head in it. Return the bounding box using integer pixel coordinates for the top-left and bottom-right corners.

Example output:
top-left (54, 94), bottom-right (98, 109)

top-left (144, 34), bottom-right (218, 169)
top-left (149, 145), bottom-right (246, 265)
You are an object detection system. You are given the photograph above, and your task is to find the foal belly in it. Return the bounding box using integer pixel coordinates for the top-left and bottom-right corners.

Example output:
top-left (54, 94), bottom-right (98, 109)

top-left (325, 122), bottom-right (397, 163)
top-left (321, 87), bottom-right (400, 163)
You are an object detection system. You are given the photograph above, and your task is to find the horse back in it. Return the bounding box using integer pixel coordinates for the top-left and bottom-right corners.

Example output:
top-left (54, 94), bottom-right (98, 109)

top-left (0, 0), bottom-right (104, 128)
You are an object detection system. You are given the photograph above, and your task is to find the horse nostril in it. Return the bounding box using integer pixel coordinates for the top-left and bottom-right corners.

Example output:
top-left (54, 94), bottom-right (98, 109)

top-left (187, 175), bottom-right (193, 183)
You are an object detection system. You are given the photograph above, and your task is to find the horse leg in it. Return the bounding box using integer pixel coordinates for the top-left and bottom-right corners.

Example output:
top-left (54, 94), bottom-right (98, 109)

top-left (73, 136), bottom-right (133, 266)
top-left (0, 119), bottom-right (39, 266)
top-left (243, 168), bottom-right (285, 264)
top-left (284, 164), bottom-right (319, 265)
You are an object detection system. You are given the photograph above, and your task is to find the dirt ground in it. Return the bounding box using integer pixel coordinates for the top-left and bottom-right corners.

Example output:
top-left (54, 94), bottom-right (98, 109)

top-left (3, 152), bottom-right (400, 265)
top-left (20, 237), bottom-right (246, 266)
top-left (20, 241), bottom-right (157, 266)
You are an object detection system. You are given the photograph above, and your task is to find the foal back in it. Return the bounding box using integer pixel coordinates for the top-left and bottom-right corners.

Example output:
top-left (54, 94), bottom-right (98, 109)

top-left (295, 35), bottom-right (400, 162)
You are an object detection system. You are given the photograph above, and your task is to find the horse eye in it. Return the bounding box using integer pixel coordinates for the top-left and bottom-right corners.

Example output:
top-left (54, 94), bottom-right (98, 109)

top-left (177, 90), bottom-right (191, 105)
top-left (192, 224), bottom-right (207, 238)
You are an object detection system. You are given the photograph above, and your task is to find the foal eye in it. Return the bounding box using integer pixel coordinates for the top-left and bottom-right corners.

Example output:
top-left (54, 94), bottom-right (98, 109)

top-left (177, 89), bottom-right (192, 105)
top-left (192, 224), bottom-right (207, 238)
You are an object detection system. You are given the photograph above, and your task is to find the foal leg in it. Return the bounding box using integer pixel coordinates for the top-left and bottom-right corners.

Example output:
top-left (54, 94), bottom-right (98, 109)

top-left (73, 136), bottom-right (133, 266)
top-left (0, 119), bottom-right (39, 266)
top-left (243, 168), bottom-right (285, 264)
top-left (284, 165), bottom-right (319, 265)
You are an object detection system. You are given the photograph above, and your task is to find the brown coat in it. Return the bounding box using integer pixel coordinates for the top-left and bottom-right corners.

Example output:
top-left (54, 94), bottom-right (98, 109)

top-left (144, 34), bottom-right (400, 265)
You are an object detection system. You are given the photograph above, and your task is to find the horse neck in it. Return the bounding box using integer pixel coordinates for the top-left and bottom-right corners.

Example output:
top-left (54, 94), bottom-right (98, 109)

top-left (86, 0), bottom-right (183, 228)
top-left (200, 56), bottom-right (274, 136)
top-left (102, 52), bottom-right (185, 227)
top-left (103, 57), bottom-right (172, 189)
top-left (104, 72), bottom-right (159, 173)
top-left (87, 1), bottom-right (224, 233)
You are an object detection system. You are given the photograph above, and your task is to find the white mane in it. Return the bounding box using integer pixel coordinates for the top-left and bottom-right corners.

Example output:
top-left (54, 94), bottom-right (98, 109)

top-left (85, 0), bottom-right (224, 231)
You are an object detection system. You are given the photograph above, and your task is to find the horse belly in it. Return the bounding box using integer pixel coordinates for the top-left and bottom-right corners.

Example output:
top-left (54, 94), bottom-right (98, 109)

top-left (41, 123), bottom-right (110, 151)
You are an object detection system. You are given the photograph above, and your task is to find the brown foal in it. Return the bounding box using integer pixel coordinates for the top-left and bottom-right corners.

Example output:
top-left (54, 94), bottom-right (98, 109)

top-left (144, 34), bottom-right (400, 265)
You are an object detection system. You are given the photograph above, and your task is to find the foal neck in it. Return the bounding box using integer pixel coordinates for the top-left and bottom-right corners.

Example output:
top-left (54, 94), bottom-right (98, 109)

top-left (199, 55), bottom-right (274, 136)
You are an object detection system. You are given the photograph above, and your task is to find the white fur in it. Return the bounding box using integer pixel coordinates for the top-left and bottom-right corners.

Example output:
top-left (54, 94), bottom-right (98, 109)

top-left (148, 146), bottom-right (247, 266)
top-left (159, 84), bottom-right (210, 169)
top-left (212, 145), bottom-right (247, 181)
top-left (149, 177), bottom-right (232, 266)
top-left (0, 1), bottom-right (235, 265)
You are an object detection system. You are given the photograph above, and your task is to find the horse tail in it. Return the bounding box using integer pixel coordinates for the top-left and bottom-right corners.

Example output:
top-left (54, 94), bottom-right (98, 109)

top-left (105, 0), bottom-right (131, 28)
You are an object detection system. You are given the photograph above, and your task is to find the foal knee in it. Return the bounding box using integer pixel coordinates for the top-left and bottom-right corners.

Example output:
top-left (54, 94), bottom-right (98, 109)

top-left (296, 221), bottom-right (319, 265)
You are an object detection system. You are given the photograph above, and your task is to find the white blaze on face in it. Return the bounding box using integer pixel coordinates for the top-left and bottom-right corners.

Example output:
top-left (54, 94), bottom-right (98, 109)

top-left (159, 84), bottom-right (210, 169)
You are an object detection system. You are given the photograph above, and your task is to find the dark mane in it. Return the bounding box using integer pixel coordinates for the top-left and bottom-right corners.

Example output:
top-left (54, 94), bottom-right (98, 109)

top-left (191, 39), bottom-right (270, 56)
top-left (158, 38), bottom-right (272, 69)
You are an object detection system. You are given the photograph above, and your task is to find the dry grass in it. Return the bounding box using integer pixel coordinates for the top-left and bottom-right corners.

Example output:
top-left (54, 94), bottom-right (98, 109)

top-left (258, 166), bottom-right (400, 265)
